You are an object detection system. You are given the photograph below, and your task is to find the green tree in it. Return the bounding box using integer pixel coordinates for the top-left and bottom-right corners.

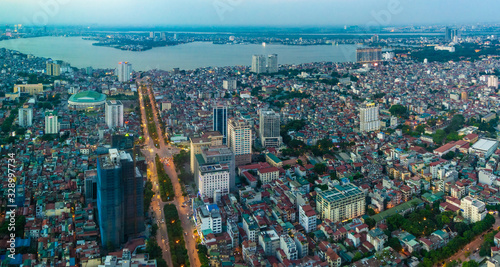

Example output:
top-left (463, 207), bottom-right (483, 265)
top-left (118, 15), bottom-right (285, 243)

top-left (389, 104), bottom-right (407, 117)
top-left (313, 163), bottom-right (327, 174)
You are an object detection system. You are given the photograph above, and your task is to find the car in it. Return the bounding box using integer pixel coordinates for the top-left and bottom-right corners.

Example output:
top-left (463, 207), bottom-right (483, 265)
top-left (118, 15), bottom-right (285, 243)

top-left (184, 232), bottom-right (187, 236)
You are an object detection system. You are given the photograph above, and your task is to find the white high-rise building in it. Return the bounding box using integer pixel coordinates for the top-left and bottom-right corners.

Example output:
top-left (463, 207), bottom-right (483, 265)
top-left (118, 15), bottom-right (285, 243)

top-left (44, 110), bottom-right (59, 134)
top-left (299, 205), bottom-right (317, 233)
top-left (228, 118), bottom-right (252, 166)
top-left (116, 62), bottom-right (132, 82)
top-left (460, 196), bottom-right (487, 223)
top-left (488, 75), bottom-right (499, 88)
top-left (198, 163), bottom-right (230, 199)
top-left (359, 102), bottom-right (381, 132)
top-left (251, 55), bottom-right (267, 74)
top-left (105, 100), bottom-right (124, 129)
top-left (18, 107), bottom-right (33, 127)
top-left (259, 109), bottom-right (282, 148)
top-left (267, 54), bottom-right (278, 73)
top-left (223, 79), bottom-right (237, 90)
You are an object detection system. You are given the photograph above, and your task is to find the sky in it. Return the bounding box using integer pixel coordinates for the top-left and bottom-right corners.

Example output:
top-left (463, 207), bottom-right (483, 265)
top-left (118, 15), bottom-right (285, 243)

top-left (2, 0), bottom-right (500, 27)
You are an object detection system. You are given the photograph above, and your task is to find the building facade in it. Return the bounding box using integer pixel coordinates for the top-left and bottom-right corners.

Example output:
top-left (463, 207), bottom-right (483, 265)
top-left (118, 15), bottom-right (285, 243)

top-left (14, 84), bottom-right (43, 95)
top-left (44, 110), bottom-right (59, 134)
top-left (356, 48), bottom-right (382, 63)
top-left (97, 149), bottom-right (144, 248)
top-left (259, 109), bottom-right (282, 148)
top-left (299, 205), bottom-right (317, 233)
top-left (267, 54), bottom-right (278, 73)
top-left (105, 100), bottom-right (124, 129)
top-left (460, 196), bottom-right (487, 223)
top-left (316, 184), bottom-right (366, 222)
top-left (227, 117), bottom-right (252, 166)
top-left (197, 164), bottom-right (230, 199)
top-left (251, 55), bottom-right (267, 74)
top-left (213, 105), bottom-right (228, 144)
top-left (359, 102), bottom-right (381, 132)
top-left (117, 62), bottom-right (132, 82)
top-left (18, 107), bottom-right (33, 127)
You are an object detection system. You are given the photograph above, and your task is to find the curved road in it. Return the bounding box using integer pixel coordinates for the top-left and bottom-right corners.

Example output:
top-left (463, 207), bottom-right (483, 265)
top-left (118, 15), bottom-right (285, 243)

top-left (139, 80), bottom-right (201, 267)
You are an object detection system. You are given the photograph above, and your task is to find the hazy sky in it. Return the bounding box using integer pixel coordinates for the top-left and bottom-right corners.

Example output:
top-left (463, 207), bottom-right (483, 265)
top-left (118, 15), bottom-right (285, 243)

top-left (2, 0), bottom-right (499, 27)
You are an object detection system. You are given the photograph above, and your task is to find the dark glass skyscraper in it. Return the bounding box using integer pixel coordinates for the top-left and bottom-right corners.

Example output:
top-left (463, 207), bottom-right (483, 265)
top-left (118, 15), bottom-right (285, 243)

top-left (213, 105), bottom-right (228, 144)
top-left (97, 149), bottom-right (144, 248)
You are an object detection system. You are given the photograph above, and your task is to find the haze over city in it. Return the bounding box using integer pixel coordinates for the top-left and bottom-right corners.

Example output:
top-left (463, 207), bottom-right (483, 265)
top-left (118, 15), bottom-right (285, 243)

top-left (1, 0), bottom-right (500, 26)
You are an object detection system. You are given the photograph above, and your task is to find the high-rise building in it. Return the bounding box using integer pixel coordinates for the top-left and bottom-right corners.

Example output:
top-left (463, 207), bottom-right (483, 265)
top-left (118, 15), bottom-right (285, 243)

top-left (316, 184), bottom-right (365, 222)
top-left (461, 91), bottom-right (468, 101)
top-left (267, 54), bottom-right (278, 73)
top-left (460, 196), bottom-right (487, 223)
top-left (223, 79), bottom-right (237, 90)
top-left (356, 48), bottom-right (382, 63)
top-left (228, 118), bottom-right (252, 166)
top-left (44, 110), bottom-right (59, 134)
top-left (251, 55), bottom-right (267, 74)
top-left (259, 109), bottom-right (282, 148)
top-left (18, 107), bottom-right (33, 127)
top-left (444, 27), bottom-right (452, 41)
top-left (359, 102), bottom-right (381, 132)
top-left (46, 60), bottom-right (61, 76)
top-left (189, 131), bottom-right (223, 173)
top-left (488, 75), bottom-right (499, 88)
top-left (105, 100), bottom-right (124, 129)
top-left (117, 62), bottom-right (132, 82)
top-left (84, 170), bottom-right (98, 205)
top-left (213, 105), bottom-right (228, 144)
top-left (97, 149), bottom-right (144, 248)
top-left (197, 163), bottom-right (230, 199)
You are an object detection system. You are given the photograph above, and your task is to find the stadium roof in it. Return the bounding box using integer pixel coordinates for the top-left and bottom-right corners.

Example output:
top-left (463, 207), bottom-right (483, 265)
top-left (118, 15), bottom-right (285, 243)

top-left (68, 91), bottom-right (106, 103)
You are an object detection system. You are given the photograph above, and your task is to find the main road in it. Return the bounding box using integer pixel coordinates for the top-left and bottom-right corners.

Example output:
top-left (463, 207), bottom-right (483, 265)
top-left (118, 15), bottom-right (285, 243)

top-left (138, 79), bottom-right (201, 267)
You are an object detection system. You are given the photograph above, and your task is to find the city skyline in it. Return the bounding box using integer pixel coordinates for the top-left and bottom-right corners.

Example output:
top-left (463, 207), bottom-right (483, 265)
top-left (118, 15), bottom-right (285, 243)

top-left (2, 0), bottom-right (500, 27)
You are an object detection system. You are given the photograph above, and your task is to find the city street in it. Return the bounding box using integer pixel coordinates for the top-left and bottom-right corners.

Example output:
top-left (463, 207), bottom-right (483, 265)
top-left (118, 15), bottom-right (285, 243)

top-left (139, 80), bottom-right (201, 267)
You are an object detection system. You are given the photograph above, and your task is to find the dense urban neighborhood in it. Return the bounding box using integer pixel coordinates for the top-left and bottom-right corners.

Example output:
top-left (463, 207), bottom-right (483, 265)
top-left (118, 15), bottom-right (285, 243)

top-left (2, 25), bottom-right (500, 267)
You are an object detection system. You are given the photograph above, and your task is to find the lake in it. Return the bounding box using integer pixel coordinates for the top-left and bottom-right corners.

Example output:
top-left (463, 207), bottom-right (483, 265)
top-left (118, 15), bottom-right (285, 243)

top-left (0, 37), bottom-right (359, 71)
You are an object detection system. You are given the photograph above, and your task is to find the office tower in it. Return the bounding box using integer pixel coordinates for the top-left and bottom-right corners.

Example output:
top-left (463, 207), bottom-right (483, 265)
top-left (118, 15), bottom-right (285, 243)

top-left (97, 149), bottom-right (144, 248)
top-left (190, 132), bottom-right (224, 173)
top-left (356, 48), bottom-right (382, 63)
top-left (213, 105), bottom-right (228, 144)
top-left (251, 55), bottom-right (266, 74)
top-left (460, 196), bottom-right (487, 223)
top-left (105, 100), bottom-right (124, 129)
top-left (228, 118), bottom-right (252, 166)
top-left (117, 62), bottom-right (132, 82)
top-left (111, 134), bottom-right (136, 151)
top-left (194, 146), bottom-right (235, 192)
top-left (198, 163), bottom-right (230, 199)
top-left (149, 32), bottom-right (154, 38)
top-left (444, 27), bottom-right (452, 41)
top-left (223, 79), bottom-right (237, 90)
top-left (451, 29), bottom-right (459, 42)
top-left (488, 75), bottom-right (499, 88)
top-left (18, 107), bottom-right (33, 127)
top-left (160, 32), bottom-right (166, 41)
top-left (46, 60), bottom-right (61, 76)
top-left (44, 110), bottom-right (59, 134)
top-left (267, 54), bottom-right (278, 73)
top-left (259, 109), bottom-right (282, 148)
top-left (316, 184), bottom-right (365, 222)
top-left (359, 102), bottom-right (381, 132)
top-left (84, 170), bottom-right (98, 205)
